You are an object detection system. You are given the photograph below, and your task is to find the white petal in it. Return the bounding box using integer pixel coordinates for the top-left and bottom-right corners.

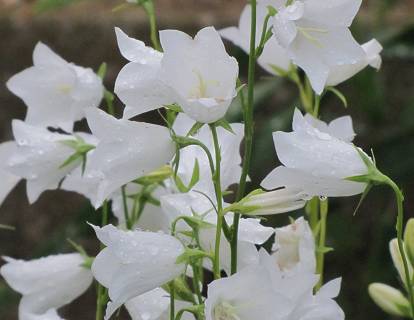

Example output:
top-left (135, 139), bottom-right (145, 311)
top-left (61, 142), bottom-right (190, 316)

top-left (115, 62), bottom-right (176, 119)
top-left (362, 38), bottom-right (383, 69)
top-left (0, 141), bottom-right (20, 206)
top-left (19, 308), bottom-right (63, 320)
top-left (328, 116), bottom-right (356, 142)
top-left (261, 166), bottom-right (366, 197)
top-left (318, 278), bottom-right (342, 299)
top-left (32, 42), bottom-right (68, 67)
top-left (237, 218), bottom-right (274, 244)
top-left (115, 27), bottom-right (162, 64)
top-left (125, 288), bottom-right (170, 320)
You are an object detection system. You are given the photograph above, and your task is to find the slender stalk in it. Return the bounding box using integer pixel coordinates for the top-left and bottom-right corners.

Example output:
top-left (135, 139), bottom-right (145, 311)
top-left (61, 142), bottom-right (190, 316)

top-left (121, 185), bottom-right (132, 229)
top-left (315, 198), bottom-right (328, 290)
top-left (231, 0), bottom-right (258, 275)
top-left (384, 176), bottom-right (414, 319)
top-left (96, 201), bottom-right (109, 320)
top-left (210, 124), bottom-right (224, 279)
top-left (170, 283), bottom-right (175, 320)
top-left (142, 0), bottom-right (162, 51)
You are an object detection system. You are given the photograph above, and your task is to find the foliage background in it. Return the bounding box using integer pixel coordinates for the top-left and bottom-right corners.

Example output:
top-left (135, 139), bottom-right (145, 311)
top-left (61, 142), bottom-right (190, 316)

top-left (0, 0), bottom-right (413, 318)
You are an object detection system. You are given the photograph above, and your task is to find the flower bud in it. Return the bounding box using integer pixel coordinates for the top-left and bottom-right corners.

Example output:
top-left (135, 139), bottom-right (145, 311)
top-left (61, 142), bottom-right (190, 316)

top-left (389, 238), bottom-right (413, 288)
top-left (404, 218), bottom-right (414, 266)
top-left (240, 188), bottom-right (308, 216)
top-left (368, 283), bottom-right (411, 317)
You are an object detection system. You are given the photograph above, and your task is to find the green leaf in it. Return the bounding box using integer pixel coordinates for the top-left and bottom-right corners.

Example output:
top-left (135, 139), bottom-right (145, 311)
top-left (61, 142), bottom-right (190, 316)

top-left (267, 5), bottom-right (278, 16)
top-left (59, 152), bottom-right (82, 169)
top-left (97, 62), bottom-right (107, 80)
top-left (215, 119), bottom-right (235, 134)
top-left (326, 87), bottom-right (348, 108)
top-left (176, 248), bottom-right (212, 265)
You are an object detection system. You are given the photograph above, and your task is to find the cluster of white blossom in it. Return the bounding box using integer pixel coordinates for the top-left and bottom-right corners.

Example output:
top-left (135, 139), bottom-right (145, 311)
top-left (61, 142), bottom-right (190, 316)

top-left (0, 0), bottom-right (409, 320)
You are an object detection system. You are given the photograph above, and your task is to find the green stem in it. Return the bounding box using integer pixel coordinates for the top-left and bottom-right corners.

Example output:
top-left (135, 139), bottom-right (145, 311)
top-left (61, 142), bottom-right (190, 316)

top-left (384, 176), bottom-right (414, 319)
top-left (170, 283), bottom-right (175, 320)
top-left (315, 198), bottom-right (328, 291)
top-left (143, 0), bottom-right (162, 51)
top-left (121, 185), bottom-right (132, 229)
top-left (306, 197), bottom-right (319, 232)
top-left (191, 262), bottom-right (203, 305)
top-left (231, 0), bottom-right (258, 276)
top-left (210, 124), bottom-right (224, 279)
top-left (96, 201), bottom-right (109, 320)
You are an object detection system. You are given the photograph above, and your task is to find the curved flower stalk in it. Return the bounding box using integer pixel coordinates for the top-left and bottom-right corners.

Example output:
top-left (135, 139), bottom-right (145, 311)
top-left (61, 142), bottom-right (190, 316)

top-left (261, 109), bottom-right (369, 197)
top-left (90, 224), bottom-right (186, 320)
top-left (220, 3), bottom-right (291, 75)
top-left (205, 249), bottom-right (344, 320)
top-left (6, 42), bottom-right (103, 132)
top-left (272, 217), bottom-right (316, 273)
top-left (173, 113), bottom-right (244, 196)
top-left (0, 141), bottom-right (20, 207)
top-left (0, 253), bottom-right (93, 320)
top-left (125, 288), bottom-right (194, 320)
top-left (115, 26), bottom-right (239, 123)
top-left (6, 120), bottom-right (97, 203)
top-left (79, 109), bottom-right (174, 208)
top-left (271, 0), bottom-right (365, 94)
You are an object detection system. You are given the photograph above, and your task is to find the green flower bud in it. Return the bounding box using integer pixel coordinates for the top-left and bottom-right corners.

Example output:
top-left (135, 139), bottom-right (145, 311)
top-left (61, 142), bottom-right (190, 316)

top-left (389, 239), bottom-right (413, 288)
top-left (369, 283), bottom-right (411, 317)
top-left (404, 218), bottom-right (414, 266)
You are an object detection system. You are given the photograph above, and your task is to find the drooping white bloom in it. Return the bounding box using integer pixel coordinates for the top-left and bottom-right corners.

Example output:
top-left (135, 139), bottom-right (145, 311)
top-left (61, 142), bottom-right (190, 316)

top-left (0, 141), bottom-right (20, 206)
top-left (125, 288), bottom-right (195, 320)
top-left (326, 39), bottom-right (383, 87)
top-left (261, 109), bottom-right (369, 197)
top-left (160, 191), bottom-right (274, 274)
top-left (220, 4), bottom-right (291, 75)
top-left (6, 120), bottom-right (96, 203)
top-left (272, 217), bottom-right (316, 273)
top-left (173, 113), bottom-right (244, 197)
top-left (0, 253), bottom-right (93, 320)
top-left (241, 187), bottom-right (308, 215)
top-left (81, 109), bottom-right (174, 208)
top-left (271, 0), bottom-right (365, 94)
top-left (91, 224), bottom-right (185, 320)
top-left (115, 27), bottom-right (239, 123)
top-left (6, 42), bottom-right (103, 132)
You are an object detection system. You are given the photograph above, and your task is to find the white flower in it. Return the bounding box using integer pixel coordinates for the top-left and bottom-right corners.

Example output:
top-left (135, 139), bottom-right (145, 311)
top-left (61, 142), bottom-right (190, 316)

top-left (125, 288), bottom-right (194, 320)
top-left (220, 4), bottom-right (291, 75)
top-left (271, 0), bottom-right (365, 94)
top-left (160, 191), bottom-right (274, 275)
top-left (91, 224), bottom-right (185, 320)
top-left (0, 141), bottom-right (20, 207)
top-left (326, 39), bottom-right (383, 87)
top-left (241, 188), bottom-right (308, 215)
top-left (261, 109), bottom-right (369, 197)
top-left (81, 109), bottom-right (175, 208)
top-left (6, 120), bottom-right (96, 203)
top-left (6, 42), bottom-right (103, 132)
top-left (0, 253), bottom-right (93, 320)
top-left (115, 26), bottom-right (239, 123)
top-left (205, 262), bottom-right (292, 320)
top-left (173, 113), bottom-right (244, 197)
top-left (272, 217), bottom-right (316, 273)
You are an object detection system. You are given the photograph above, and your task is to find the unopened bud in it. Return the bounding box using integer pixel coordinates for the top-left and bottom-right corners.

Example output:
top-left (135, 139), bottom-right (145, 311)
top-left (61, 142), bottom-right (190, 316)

top-left (404, 218), bottom-right (414, 266)
top-left (389, 239), bottom-right (413, 288)
top-left (368, 283), bottom-right (411, 317)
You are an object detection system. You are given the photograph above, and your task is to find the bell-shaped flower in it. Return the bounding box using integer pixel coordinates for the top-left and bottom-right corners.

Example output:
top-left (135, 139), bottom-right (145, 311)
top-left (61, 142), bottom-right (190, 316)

top-left (0, 253), bottom-right (93, 320)
top-left (326, 39), bottom-right (383, 87)
top-left (125, 287), bottom-right (194, 320)
top-left (0, 141), bottom-right (20, 207)
top-left (91, 224), bottom-right (185, 320)
top-left (82, 109), bottom-right (175, 208)
top-left (272, 217), bottom-right (316, 273)
top-left (205, 262), bottom-right (293, 320)
top-left (261, 109), bottom-right (369, 197)
top-left (173, 113), bottom-right (244, 197)
top-left (160, 191), bottom-right (274, 275)
top-left (115, 26), bottom-right (239, 123)
top-left (220, 4), bottom-right (291, 75)
top-left (6, 42), bottom-right (103, 132)
top-left (271, 0), bottom-right (365, 94)
top-left (239, 187), bottom-right (308, 215)
top-left (6, 120), bottom-right (96, 203)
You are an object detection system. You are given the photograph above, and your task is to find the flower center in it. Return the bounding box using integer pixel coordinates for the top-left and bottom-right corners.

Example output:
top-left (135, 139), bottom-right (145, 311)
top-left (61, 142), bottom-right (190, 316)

top-left (213, 302), bottom-right (240, 320)
top-left (189, 69), bottom-right (219, 99)
top-left (57, 84), bottom-right (73, 94)
top-left (297, 27), bottom-right (328, 48)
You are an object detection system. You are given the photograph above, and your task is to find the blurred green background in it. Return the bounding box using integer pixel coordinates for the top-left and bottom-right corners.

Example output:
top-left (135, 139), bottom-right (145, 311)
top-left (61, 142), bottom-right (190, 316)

top-left (0, 0), bottom-right (414, 318)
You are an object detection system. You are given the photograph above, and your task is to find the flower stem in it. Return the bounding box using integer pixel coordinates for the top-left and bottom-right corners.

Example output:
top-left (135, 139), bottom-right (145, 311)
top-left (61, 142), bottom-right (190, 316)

top-left (96, 200), bottom-right (109, 320)
top-left (384, 176), bottom-right (414, 319)
top-left (315, 198), bottom-right (328, 290)
top-left (121, 185), bottom-right (132, 229)
top-left (170, 282), bottom-right (175, 320)
top-left (210, 124), bottom-right (224, 279)
top-left (231, 0), bottom-right (258, 275)
top-left (142, 0), bottom-right (162, 51)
